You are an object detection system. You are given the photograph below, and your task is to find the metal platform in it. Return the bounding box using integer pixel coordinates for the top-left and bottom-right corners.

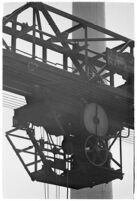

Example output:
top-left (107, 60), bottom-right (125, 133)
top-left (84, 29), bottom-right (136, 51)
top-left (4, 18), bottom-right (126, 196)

top-left (6, 127), bottom-right (123, 189)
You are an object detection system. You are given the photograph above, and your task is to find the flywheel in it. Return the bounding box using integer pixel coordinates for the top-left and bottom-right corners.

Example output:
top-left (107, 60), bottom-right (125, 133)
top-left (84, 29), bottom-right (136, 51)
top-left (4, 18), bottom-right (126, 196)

top-left (83, 103), bottom-right (108, 137)
top-left (85, 135), bottom-right (108, 166)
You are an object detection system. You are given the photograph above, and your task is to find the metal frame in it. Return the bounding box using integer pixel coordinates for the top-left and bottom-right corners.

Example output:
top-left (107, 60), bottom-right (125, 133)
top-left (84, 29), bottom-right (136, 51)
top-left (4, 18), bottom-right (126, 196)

top-left (84, 131), bottom-right (123, 171)
top-left (6, 126), bottom-right (123, 185)
top-left (6, 127), bottom-right (71, 181)
top-left (108, 131), bottom-right (123, 171)
top-left (6, 128), bottom-right (33, 180)
top-left (3, 2), bottom-right (134, 83)
top-left (3, 2), bottom-right (133, 188)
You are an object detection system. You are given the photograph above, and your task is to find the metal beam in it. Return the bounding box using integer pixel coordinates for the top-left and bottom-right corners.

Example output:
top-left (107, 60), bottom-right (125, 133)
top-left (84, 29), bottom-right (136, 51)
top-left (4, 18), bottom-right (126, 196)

top-left (39, 3), bottom-right (132, 43)
top-left (32, 8), bottom-right (36, 59)
top-left (6, 133), bottom-right (32, 179)
top-left (63, 24), bottom-right (83, 35)
top-left (66, 37), bottom-right (122, 42)
top-left (3, 3), bottom-right (30, 25)
top-left (11, 16), bottom-right (17, 52)
top-left (4, 2), bottom-right (133, 43)
top-left (41, 8), bottom-right (87, 79)
top-left (35, 9), bottom-right (47, 62)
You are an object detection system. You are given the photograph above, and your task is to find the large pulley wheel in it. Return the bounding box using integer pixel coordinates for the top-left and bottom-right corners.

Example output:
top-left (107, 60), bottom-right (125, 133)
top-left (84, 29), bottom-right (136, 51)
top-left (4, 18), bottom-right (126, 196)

top-left (85, 135), bottom-right (108, 166)
top-left (83, 103), bottom-right (108, 137)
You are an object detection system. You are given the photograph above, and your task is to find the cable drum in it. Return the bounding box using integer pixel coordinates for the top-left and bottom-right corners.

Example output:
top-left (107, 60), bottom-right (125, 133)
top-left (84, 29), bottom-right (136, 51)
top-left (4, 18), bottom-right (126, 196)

top-left (83, 103), bottom-right (108, 137)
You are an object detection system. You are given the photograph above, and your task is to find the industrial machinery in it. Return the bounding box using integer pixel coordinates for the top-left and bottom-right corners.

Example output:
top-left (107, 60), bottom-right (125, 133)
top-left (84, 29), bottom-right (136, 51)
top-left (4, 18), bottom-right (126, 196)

top-left (3, 2), bottom-right (134, 189)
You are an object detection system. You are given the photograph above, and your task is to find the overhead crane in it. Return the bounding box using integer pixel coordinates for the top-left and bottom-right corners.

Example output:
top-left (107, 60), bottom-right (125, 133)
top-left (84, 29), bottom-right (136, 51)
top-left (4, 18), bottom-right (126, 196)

top-left (3, 2), bottom-right (134, 189)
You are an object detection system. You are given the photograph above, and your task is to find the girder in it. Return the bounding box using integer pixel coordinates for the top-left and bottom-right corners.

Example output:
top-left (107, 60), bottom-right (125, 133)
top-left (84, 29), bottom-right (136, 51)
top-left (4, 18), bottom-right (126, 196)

top-left (3, 49), bottom-right (134, 128)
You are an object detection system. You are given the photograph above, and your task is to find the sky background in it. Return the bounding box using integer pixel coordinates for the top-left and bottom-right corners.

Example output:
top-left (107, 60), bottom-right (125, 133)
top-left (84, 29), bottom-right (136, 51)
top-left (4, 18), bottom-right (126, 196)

top-left (2, 1), bottom-right (134, 199)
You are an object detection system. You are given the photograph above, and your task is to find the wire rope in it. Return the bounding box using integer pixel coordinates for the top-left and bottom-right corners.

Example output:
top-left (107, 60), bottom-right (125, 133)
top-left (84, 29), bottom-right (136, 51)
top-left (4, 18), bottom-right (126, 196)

top-left (44, 183), bottom-right (46, 199)
top-left (43, 128), bottom-right (50, 199)
top-left (55, 136), bottom-right (60, 199)
top-left (40, 127), bottom-right (47, 199)
top-left (66, 154), bottom-right (69, 199)
top-left (58, 136), bottom-right (61, 199)
top-left (56, 136), bottom-right (58, 199)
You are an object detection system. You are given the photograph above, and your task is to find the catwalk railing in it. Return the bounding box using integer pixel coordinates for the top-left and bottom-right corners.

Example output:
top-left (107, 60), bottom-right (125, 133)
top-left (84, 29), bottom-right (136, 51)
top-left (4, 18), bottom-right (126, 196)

top-left (3, 2), bottom-right (134, 86)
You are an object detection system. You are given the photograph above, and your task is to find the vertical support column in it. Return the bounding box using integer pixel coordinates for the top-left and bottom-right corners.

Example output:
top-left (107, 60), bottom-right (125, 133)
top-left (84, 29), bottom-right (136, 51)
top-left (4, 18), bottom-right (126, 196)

top-left (119, 131), bottom-right (122, 171)
top-left (130, 45), bottom-right (134, 55)
top-left (34, 127), bottom-right (37, 172)
top-left (32, 8), bottom-right (36, 59)
top-left (110, 72), bottom-right (114, 86)
top-left (11, 16), bottom-right (17, 52)
top-left (34, 148), bottom-right (37, 172)
top-left (84, 26), bottom-right (89, 75)
top-left (63, 54), bottom-right (68, 70)
top-left (71, 2), bottom-right (112, 199)
top-left (35, 9), bottom-right (47, 63)
top-left (43, 48), bottom-right (47, 63)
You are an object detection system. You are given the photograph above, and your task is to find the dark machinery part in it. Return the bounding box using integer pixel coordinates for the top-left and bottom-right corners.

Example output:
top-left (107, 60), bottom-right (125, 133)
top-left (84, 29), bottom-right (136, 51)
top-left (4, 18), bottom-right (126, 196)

top-left (8, 100), bottom-right (124, 189)
top-left (3, 2), bottom-right (134, 190)
top-left (106, 48), bottom-right (134, 80)
top-left (85, 135), bottom-right (108, 166)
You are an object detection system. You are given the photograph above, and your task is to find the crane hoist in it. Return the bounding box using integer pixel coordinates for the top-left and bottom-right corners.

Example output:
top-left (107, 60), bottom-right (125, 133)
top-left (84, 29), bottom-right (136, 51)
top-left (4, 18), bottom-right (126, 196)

top-left (3, 2), bottom-right (134, 189)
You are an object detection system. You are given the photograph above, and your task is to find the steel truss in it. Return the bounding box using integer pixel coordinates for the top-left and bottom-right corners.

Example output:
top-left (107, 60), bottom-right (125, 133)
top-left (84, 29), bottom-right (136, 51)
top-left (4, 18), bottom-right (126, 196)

top-left (3, 2), bottom-right (134, 85)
